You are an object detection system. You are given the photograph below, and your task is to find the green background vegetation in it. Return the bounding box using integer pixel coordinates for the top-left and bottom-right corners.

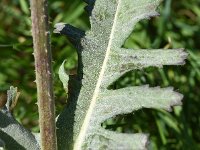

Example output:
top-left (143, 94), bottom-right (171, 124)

top-left (0, 0), bottom-right (199, 149)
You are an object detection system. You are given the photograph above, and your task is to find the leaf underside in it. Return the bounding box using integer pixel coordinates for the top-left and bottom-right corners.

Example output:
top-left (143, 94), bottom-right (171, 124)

top-left (0, 0), bottom-right (188, 149)
top-left (55, 0), bottom-right (188, 149)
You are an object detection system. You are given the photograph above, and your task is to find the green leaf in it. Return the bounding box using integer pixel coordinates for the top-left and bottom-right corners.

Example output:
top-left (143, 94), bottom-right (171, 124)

top-left (6, 86), bottom-right (20, 111)
top-left (0, 87), bottom-right (40, 150)
top-left (55, 0), bottom-right (187, 149)
top-left (58, 60), bottom-right (69, 93)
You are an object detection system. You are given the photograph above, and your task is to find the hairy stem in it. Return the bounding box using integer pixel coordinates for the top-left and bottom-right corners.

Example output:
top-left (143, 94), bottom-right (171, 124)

top-left (30, 0), bottom-right (57, 149)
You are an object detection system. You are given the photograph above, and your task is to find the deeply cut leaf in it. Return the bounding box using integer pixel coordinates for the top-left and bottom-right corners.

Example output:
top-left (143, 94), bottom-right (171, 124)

top-left (55, 0), bottom-right (187, 149)
top-left (0, 87), bottom-right (40, 150)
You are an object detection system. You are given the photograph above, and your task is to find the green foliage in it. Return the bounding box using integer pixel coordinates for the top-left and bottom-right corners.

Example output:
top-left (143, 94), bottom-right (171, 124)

top-left (0, 0), bottom-right (199, 149)
top-left (55, 0), bottom-right (187, 149)
top-left (0, 87), bottom-right (39, 149)
top-left (58, 60), bottom-right (69, 93)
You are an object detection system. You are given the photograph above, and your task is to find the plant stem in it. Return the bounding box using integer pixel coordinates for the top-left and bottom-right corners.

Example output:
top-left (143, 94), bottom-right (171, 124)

top-left (30, 0), bottom-right (57, 149)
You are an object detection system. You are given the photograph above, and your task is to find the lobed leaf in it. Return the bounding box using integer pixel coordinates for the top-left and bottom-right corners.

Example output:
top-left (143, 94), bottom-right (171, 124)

top-left (0, 87), bottom-right (40, 150)
top-left (55, 0), bottom-right (187, 149)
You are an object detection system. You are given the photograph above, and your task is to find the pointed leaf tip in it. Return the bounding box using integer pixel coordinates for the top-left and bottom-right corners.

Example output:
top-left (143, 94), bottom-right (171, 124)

top-left (54, 23), bottom-right (66, 33)
top-left (6, 86), bottom-right (20, 111)
top-left (58, 60), bottom-right (69, 93)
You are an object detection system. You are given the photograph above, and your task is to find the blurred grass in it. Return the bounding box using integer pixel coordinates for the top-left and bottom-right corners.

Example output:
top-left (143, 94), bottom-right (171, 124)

top-left (0, 0), bottom-right (200, 149)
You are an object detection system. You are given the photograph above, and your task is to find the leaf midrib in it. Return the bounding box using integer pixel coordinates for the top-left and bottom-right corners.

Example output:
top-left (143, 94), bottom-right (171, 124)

top-left (73, 0), bottom-right (122, 149)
